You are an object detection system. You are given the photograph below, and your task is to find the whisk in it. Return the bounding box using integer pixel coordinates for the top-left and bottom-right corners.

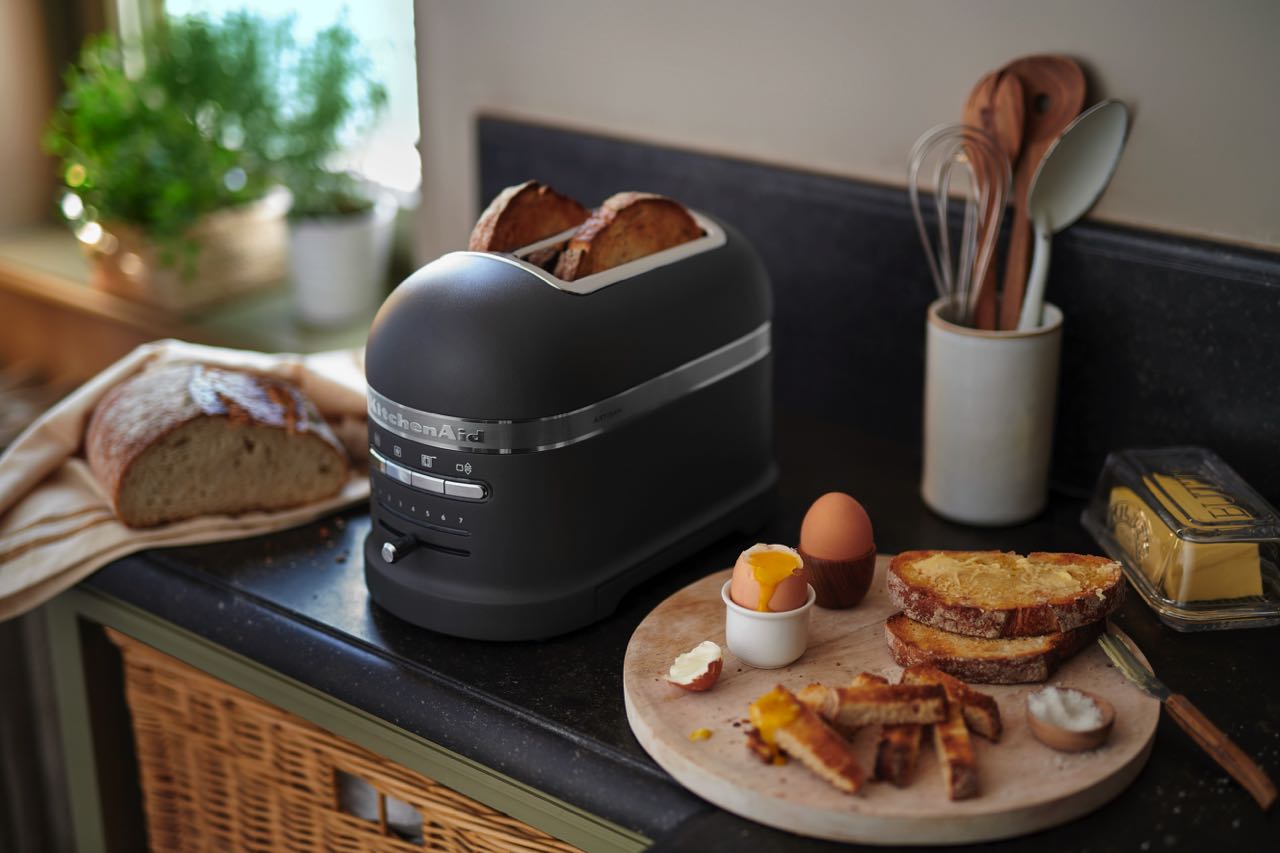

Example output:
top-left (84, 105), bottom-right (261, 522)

top-left (908, 124), bottom-right (1010, 327)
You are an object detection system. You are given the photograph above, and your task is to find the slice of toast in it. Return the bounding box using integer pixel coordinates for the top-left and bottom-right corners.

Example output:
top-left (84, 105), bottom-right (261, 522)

top-left (910, 661), bottom-right (980, 799)
top-left (901, 664), bottom-right (1002, 741)
top-left (888, 550), bottom-right (1124, 638)
top-left (468, 180), bottom-right (589, 253)
top-left (797, 682), bottom-right (947, 728)
top-left (886, 612), bottom-right (1102, 684)
top-left (875, 718), bottom-right (924, 788)
top-left (553, 191), bottom-right (702, 280)
top-left (747, 686), bottom-right (866, 794)
top-left (933, 690), bottom-right (979, 800)
top-left (797, 672), bottom-right (887, 738)
top-left (873, 671), bottom-right (926, 787)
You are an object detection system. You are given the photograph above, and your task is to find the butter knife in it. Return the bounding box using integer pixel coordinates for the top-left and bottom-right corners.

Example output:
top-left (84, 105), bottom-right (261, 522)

top-left (1098, 630), bottom-right (1277, 810)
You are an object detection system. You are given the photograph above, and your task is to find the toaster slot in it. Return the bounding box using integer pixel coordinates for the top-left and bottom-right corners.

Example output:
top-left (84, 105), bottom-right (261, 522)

top-left (483, 210), bottom-right (726, 296)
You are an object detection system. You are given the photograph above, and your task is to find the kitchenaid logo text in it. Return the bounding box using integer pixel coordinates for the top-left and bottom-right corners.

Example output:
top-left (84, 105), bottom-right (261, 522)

top-left (370, 400), bottom-right (485, 443)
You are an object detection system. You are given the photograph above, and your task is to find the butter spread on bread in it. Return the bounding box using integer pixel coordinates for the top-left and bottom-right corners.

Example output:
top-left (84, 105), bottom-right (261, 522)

top-left (888, 550), bottom-right (1123, 638)
top-left (86, 364), bottom-right (348, 528)
top-left (553, 191), bottom-right (702, 281)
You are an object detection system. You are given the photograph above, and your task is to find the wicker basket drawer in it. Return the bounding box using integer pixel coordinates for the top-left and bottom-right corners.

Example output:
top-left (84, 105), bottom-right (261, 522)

top-left (105, 628), bottom-right (581, 852)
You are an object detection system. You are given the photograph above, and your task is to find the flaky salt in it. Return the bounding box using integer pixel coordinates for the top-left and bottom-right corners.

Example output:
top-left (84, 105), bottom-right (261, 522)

top-left (1027, 687), bottom-right (1103, 731)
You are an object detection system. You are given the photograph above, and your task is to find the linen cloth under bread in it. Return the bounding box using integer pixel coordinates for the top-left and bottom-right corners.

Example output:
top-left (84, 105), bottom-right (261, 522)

top-left (0, 339), bottom-right (369, 621)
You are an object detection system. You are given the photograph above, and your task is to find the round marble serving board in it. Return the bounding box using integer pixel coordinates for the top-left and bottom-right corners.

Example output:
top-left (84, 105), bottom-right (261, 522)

top-left (623, 556), bottom-right (1160, 845)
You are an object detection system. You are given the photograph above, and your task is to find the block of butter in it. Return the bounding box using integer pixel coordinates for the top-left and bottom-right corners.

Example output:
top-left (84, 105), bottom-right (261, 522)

top-left (1084, 447), bottom-right (1280, 630)
top-left (1109, 482), bottom-right (1261, 602)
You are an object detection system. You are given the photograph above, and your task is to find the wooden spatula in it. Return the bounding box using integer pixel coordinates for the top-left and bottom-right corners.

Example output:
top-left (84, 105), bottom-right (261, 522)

top-left (963, 70), bottom-right (1024, 330)
top-left (999, 55), bottom-right (1085, 330)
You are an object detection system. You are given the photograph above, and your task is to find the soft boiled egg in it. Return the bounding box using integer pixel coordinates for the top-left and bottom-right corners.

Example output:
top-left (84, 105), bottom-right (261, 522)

top-left (730, 543), bottom-right (809, 612)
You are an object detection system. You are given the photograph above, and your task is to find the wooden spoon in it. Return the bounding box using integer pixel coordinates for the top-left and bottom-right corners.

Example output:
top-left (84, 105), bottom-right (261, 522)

top-left (962, 70), bottom-right (1024, 330)
top-left (999, 55), bottom-right (1085, 330)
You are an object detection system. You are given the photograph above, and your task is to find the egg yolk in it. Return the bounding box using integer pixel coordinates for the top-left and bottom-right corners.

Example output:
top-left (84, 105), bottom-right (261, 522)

top-left (748, 687), bottom-right (800, 746)
top-left (748, 549), bottom-right (802, 612)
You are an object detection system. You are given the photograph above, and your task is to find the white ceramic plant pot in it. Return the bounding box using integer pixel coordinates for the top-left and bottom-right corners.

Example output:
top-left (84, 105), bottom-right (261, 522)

top-left (721, 581), bottom-right (816, 669)
top-left (288, 191), bottom-right (396, 328)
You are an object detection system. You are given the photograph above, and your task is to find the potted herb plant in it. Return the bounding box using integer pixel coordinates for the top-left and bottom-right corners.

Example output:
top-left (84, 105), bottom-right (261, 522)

top-left (44, 14), bottom-right (293, 314)
top-left (275, 24), bottom-right (391, 328)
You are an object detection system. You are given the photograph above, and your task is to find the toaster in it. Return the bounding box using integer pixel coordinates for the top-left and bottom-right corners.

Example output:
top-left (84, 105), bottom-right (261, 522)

top-left (362, 211), bottom-right (776, 640)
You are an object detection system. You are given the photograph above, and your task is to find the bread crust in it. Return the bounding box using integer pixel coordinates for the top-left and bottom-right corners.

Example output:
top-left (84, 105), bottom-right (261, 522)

top-left (885, 613), bottom-right (1103, 684)
top-left (746, 686), bottom-right (866, 793)
top-left (85, 364), bottom-right (348, 527)
top-left (468, 180), bottom-right (588, 253)
top-left (887, 550), bottom-right (1124, 639)
top-left (902, 665), bottom-right (1002, 742)
top-left (933, 696), bottom-right (979, 800)
top-left (553, 191), bottom-right (701, 280)
top-left (798, 683), bottom-right (946, 728)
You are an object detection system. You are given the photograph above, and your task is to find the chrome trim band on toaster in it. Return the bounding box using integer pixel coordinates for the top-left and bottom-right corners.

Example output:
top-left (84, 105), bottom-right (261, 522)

top-left (368, 322), bottom-right (771, 454)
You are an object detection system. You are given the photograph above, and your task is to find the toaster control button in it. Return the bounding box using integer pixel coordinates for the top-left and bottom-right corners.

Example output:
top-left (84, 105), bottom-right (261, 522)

top-left (381, 535), bottom-right (417, 564)
top-left (411, 471), bottom-right (445, 494)
top-left (444, 480), bottom-right (487, 501)
top-left (385, 460), bottom-right (414, 486)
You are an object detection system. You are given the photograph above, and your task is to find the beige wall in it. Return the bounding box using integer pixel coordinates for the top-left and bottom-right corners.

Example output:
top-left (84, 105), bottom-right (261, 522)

top-left (414, 0), bottom-right (1280, 260)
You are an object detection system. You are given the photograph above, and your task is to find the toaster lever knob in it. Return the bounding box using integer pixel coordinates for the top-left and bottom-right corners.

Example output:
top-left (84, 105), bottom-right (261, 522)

top-left (381, 535), bottom-right (417, 564)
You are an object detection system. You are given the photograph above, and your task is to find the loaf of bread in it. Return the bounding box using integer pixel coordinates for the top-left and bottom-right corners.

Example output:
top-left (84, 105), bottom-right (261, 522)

top-left (553, 191), bottom-right (702, 281)
top-left (85, 364), bottom-right (349, 527)
top-left (887, 550), bottom-right (1124, 639)
top-left (468, 180), bottom-right (589, 254)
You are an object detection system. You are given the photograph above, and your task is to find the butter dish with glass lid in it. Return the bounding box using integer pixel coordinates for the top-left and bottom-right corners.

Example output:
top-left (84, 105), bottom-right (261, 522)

top-left (1082, 447), bottom-right (1280, 631)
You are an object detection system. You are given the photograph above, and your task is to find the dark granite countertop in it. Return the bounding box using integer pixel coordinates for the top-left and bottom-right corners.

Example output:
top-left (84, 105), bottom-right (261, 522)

top-left (80, 412), bottom-right (1280, 851)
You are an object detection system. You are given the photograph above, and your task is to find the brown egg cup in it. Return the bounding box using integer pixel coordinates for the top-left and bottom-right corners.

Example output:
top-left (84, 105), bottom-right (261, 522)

top-left (799, 545), bottom-right (876, 609)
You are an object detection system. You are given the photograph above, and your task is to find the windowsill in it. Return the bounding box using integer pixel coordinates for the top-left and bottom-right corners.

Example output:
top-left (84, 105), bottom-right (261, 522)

top-left (0, 225), bottom-right (373, 359)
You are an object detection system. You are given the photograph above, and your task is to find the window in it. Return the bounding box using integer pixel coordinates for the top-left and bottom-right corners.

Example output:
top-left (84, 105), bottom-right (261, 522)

top-left (162, 0), bottom-right (421, 194)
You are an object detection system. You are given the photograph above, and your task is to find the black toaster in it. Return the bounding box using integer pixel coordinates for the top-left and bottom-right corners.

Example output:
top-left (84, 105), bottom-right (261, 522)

top-left (362, 211), bottom-right (776, 640)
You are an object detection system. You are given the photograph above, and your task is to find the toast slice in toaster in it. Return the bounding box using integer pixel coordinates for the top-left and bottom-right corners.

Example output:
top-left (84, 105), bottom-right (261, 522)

top-left (746, 686), bottom-right (866, 794)
top-left (468, 180), bottom-right (589, 253)
top-left (553, 191), bottom-right (702, 280)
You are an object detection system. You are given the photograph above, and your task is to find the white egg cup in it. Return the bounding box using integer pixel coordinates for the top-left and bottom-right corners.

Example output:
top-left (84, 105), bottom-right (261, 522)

top-left (721, 581), bottom-right (816, 669)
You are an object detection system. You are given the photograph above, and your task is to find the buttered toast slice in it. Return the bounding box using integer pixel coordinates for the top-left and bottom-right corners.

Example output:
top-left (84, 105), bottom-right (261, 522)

top-left (747, 686), bottom-right (866, 794)
top-left (553, 192), bottom-right (702, 280)
top-left (468, 180), bottom-right (589, 254)
top-left (886, 612), bottom-right (1102, 684)
top-left (888, 550), bottom-right (1123, 638)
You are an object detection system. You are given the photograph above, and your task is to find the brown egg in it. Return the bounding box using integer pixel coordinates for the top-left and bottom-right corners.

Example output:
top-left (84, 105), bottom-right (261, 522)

top-left (798, 493), bottom-right (876, 609)
top-left (800, 492), bottom-right (874, 560)
top-left (729, 544), bottom-right (809, 612)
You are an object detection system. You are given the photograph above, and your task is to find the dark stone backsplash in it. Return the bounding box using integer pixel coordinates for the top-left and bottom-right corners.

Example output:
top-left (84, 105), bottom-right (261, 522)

top-left (476, 117), bottom-right (1280, 504)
